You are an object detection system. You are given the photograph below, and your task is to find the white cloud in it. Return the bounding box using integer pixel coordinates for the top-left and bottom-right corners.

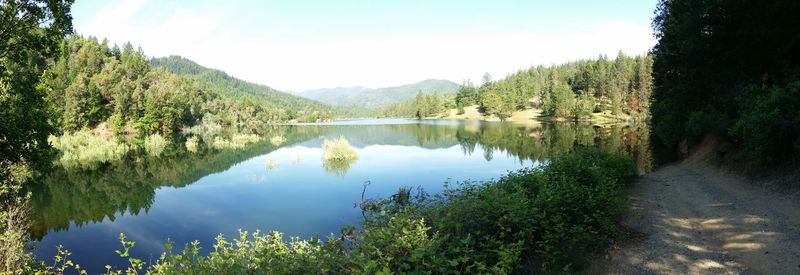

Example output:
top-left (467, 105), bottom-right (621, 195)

top-left (76, 2), bottom-right (655, 91)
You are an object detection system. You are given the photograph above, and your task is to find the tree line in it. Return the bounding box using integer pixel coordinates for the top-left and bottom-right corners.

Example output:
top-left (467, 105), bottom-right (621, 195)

top-left (650, 0), bottom-right (800, 165)
top-left (378, 92), bottom-right (455, 118)
top-left (40, 37), bottom-right (333, 138)
top-left (381, 53), bottom-right (654, 121)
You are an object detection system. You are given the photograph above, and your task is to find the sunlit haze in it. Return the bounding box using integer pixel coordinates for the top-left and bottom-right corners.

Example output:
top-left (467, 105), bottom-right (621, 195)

top-left (73, 0), bottom-right (657, 92)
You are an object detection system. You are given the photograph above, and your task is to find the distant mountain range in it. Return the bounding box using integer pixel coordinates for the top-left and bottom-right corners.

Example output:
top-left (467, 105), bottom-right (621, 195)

top-left (149, 56), bottom-right (459, 115)
top-left (296, 79), bottom-right (460, 108)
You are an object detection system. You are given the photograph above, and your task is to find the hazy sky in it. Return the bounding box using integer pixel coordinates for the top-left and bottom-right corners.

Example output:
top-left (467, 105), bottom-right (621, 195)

top-left (73, 0), bottom-right (658, 92)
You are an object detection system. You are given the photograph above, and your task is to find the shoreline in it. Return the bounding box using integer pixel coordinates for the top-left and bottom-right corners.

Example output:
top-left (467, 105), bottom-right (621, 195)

top-left (429, 105), bottom-right (633, 126)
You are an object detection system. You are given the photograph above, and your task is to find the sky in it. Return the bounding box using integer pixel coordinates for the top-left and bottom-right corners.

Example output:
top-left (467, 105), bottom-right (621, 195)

top-left (72, 0), bottom-right (658, 92)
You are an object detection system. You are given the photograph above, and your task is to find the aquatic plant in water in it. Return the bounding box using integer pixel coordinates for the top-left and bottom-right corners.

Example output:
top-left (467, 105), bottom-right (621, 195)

top-left (48, 130), bottom-right (130, 170)
top-left (322, 136), bottom-right (358, 176)
top-left (322, 136), bottom-right (357, 161)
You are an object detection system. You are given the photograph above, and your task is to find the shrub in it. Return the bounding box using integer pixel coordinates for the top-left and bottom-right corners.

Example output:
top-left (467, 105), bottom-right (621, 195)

top-left (185, 136), bottom-right (199, 153)
top-left (732, 81), bottom-right (800, 164)
top-left (48, 130), bottom-right (130, 169)
top-left (382, 149), bottom-right (634, 272)
top-left (144, 134), bottom-right (168, 157)
top-left (531, 150), bottom-right (634, 270)
top-left (108, 113), bottom-right (124, 135)
top-left (0, 162), bottom-right (33, 274)
top-left (322, 136), bottom-right (357, 161)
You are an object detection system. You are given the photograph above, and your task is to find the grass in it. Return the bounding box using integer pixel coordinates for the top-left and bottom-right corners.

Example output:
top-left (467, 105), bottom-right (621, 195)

top-left (47, 130), bottom-right (130, 170)
top-left (322, 136), bottom-right (358, 161)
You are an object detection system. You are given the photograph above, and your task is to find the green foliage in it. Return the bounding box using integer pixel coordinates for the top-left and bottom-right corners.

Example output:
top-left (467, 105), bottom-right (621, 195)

top-left (384, 54), bottom-right (654, 121)
top-left (41, 245), bottom-right (86, 274)
top-left (404, 149), bottom-right (634, 272)
top-left (144, 134), bottom-right (168, 157)
top-left (185, 136), bottom-right (200, 154)
top-left (531, 150), bottom-right (634, 269)
top-left (183, 113), bottom-right (223, 144)
top-left (651, 0), bottom-right (800, 165)
top-left (0, 1), bottom-right (74, 272)
top-left (322, 136), bottom-right (358, 161)
top-left (546, 72), bottom-right (576, 118)
top-left (48, 130), bottom-right (130, 170)
top-left (38, 38), bottom-right (333, 145)
top-left (151, 55), bottom-right (334, 122)
top-left (574, 92), bottom-right (596, 118)
top-left (731, 81), bottom-right (800, 164)
top-left (378, 92), bottom-right (453, 118)
top-left (0, 0), bottom-right (73, 171)
top-left (0, 163), bottom-right (34, 274)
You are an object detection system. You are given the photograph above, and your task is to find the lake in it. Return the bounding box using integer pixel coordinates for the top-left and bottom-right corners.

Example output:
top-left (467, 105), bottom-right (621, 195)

top-left (28, 119), bottom-right (651, 272)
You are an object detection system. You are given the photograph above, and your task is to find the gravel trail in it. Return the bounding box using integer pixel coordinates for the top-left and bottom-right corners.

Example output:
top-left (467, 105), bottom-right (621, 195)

top-left (591, 161), bottom-right (800, 274)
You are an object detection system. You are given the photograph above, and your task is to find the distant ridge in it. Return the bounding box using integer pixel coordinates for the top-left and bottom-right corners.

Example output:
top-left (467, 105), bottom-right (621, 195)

top-left (297, 79), bottom-right (460, 108)
top-left (150, 55), bottom-right (331, 112)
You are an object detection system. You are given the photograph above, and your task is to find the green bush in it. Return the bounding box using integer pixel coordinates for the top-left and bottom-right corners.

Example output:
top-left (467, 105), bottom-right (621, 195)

top-left (185, 136), bottom-right (200, 154)
top-left (144, 134), bottom-right (168, 157)
top-left (531, 149), bottom-right (634, 270)
top-left (42, 150), bottom-right (634, 274)
top-left (732, 81), bottom-right (800, 164)
top-left (322, 136), bottom-right (358, 161)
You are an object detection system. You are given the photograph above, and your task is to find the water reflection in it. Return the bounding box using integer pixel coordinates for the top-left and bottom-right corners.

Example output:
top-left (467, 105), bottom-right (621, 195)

top-left (323, 158), bottom-right (357, 177)
top-left (28, 120), bottom-right (651, 272)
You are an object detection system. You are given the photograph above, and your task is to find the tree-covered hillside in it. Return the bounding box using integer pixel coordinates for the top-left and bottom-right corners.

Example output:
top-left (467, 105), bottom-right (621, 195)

top-left (382, 53), bottom-right (653, 120)
top-left (297, 79), bottom-right (460, 107)
top-left (150, 55), bottom-right (333, 120)
top-left (38, 38), bottom-right (333, 139)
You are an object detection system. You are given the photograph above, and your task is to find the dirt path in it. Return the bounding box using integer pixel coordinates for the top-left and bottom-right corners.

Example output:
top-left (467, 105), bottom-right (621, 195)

top-left (592, 161), bottom-right (800, 274)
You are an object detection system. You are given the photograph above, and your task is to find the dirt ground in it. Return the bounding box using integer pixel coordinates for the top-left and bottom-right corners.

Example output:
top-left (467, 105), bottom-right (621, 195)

top-left (589, 159), bottom-right (800, 274)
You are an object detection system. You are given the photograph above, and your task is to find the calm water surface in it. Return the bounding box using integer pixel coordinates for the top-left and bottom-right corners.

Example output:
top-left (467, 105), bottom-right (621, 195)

top-left (29, 119), bottom-right (651, 272)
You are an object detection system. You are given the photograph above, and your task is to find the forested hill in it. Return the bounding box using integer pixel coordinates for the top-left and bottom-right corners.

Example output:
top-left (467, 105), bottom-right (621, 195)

top-left (150, 55), bottom-right (331, 113)
top-left (297, 79), bottom-right (460, 107)
top-left (38, 37), bottom-right (333, 139)
top-left (380, 53), bottom-right (654, 120)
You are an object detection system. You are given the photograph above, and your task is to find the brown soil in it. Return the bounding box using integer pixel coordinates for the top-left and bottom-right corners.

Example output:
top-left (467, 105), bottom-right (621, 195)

top-left (590, 137), bottom-right (800, 274)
